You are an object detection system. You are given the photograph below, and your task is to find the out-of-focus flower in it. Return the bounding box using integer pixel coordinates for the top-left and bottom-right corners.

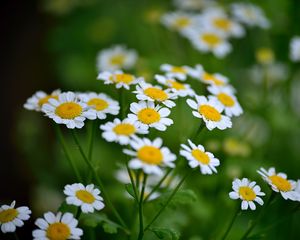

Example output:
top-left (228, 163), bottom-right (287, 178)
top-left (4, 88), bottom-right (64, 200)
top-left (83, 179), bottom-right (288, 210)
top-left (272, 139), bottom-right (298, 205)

top-left (100, 118), bottom-right (148, 145)
top-left (173, 0), bottom-right (216, 11)
top-left (180, 139), bottom-right (220, 174)
top-left (255, 48), bottom-right (274, 65)
top-left (24, 90), bottom-right (60, 112)
top-left (199, 71), bottom-right (230, 87)
top-left (128, 101), bottom-right (173, 131)
top-left (223, 138), bottom-right (251, 157)
top-left (42, 92), bottom-right (96, 129)
top-left (123, 137), bottom-right (176, 175)
top-left (229, 178), bottom-right (265, 210)
top-left (96, 45), bottom-right (138, 71)
top-left (290, 36), bottom-right (300, 62)
top-left (0, 201), bottom-right (31, 233)
top-left (186, 95), bottom-right (232, 130)
top-left (160, 64), bottom-right (194, 81)
top-left (144, 7), bottom-right (164, 24)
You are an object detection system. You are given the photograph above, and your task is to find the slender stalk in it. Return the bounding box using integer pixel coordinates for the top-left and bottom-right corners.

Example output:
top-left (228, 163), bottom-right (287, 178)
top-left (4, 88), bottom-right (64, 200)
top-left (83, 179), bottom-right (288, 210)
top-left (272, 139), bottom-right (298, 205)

top-left (220, 205), bottom-right (240, 240)
top-left (192, 122), bottom-right (205, 141)
top-left (144, 171), bottom-right (191, 232)
top-left (126, 164), bottom-right (139, 203)
top-left (76, 207), bottom-right (82, 219)
top-left (119, 88), bottom-right (125, 118)
top-left (55, 125), bottom-right (82, 182)
top-left (71, 130), bottom-right (129, 233)
top-left (138, 174), bottom-right (148, 240)
top-left (87, 121), bottom-right (96, 182)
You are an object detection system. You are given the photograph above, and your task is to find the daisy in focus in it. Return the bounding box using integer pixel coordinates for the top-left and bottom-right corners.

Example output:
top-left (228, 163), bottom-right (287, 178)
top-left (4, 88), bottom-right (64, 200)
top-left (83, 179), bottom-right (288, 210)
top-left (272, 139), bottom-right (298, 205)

top-left (229, 178), bottom-right (265, 210)
top-left (180, 139), bottom-right (220, 175)
top-left (289, 36), bottom-right (300, 62)
top-left (123, 137), bottom-right (176, 175)
top-left (97, 70), bottom-right (141, 90)
top-left (32, 212), bottom-right (83, 240)
top-left (258, 167), bottom-right (300, 201)
top-left (134, 81), bottom-right (177, 108)
top-left (42, 91), bottom-right (96, 129)
top-left (100, 118), bottom-right (148, 145)
top-left (24, 90), bottom-right (60, 112)
top-left (128, 101), bottom-right (173, 131)
top-left (96, 45), bottom-right (138, 71)
top-left (207, 85), bottom-right (243, 117)
top-left (0, 201), bottom-right (31, 233)
top-left (160, 63), bottom-right (194, 81)
top-left (79, 92), bottom-right (119, 119)
top-left (186, 95), bottom-right (232, 130)
top-left (155, 74), bottom-right (195, 97)
top-left (64, 183), bottom-right (105, 213)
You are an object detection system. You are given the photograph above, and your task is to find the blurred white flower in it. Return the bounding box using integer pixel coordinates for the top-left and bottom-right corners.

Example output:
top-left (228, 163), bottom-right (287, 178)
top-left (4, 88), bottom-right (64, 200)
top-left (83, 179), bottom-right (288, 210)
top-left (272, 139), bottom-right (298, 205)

top-left (24, 90), bottom-right (60, 112)
top-left (290, 36), bottom-right (300, 62)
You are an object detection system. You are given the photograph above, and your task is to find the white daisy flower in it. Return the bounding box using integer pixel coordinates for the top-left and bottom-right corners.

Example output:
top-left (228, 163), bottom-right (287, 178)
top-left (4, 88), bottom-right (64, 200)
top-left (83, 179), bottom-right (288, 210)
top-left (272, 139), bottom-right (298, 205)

top-left (123, 136), bottom-right (176, 175)
top-left (24, 90), bottom-right (60, 112)
top-left (155, 74), bottom-right (195, 97)
top-left (133, 81), bottom-right (177, 108)
top-left (64, 183), bottom-right (105, 213)
top-left (173, 0), bottom-right (216, 11)
top-left (97, 70), bottom-right (142, 90)
top-left (0, 201), bottom-right (31, 233)
top-left (42, 92), bottom-right (97, 129)
top-left (231, 3), bottom-right (270, 29)
top-left (32, 212), bottom-right (83, 240)
top-left (290, 36), bottom-right (300, 62)
top-left (199, 71), bottom-right (229, 87)
top-left (180, 139), bottom-right (220, 175)
top-left (186, 28), bottom-right (231, 58)
top-left (294, 180), bottom-right (300, 201)
top-left (229, 178), bottom-right (265, 210)
top-left (96, 45), bottom-right (138, 71)
top-left (186, 95), bottom-right (232, 130)
top-left (207, 85), bottom-right (243, 117)
top-left (257, 167), bottom-right (299, 201)
top-left (100, 118), bottom-right (148, 145)
top-left (78, 92), bottom-right (119, 119)
top-left (128, 101), bottom-right (173, 131)
top-left (160, 64), bottom-right (194, 81)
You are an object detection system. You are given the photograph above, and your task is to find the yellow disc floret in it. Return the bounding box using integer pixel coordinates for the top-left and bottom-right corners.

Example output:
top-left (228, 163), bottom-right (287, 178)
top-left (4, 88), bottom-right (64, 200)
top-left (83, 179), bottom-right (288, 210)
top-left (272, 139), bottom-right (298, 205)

top-left (171, 66), bottom-right (187, 73)
top-left (213, 18), bottom-right (231, 31)
top-left (201, 33), bottom-right (221, 46)
top-left (202, 73), bottom-right (224, 86)
top-left (110, 54), bottom-right (125, 65)
top-left (137, 146), bottom-right (163, 165)
top-left (217, 93), bottom-right (235, 107)
top-left (239, 186), bottom-right (256, 201)
top-left (138, 108), bottom-right (160, 124)
top-left (46, 223), bottom-right (71, 240)
top-left (0, 209), bottom-right (18, 223)
top-left (76, 190), bottom-right (95, 204)
top-left (87, 98), bottom-right (108, 111)
top-left (173, 17), bottom-right (191, 29)
top-left (38, 95), bottom-right (58, 107)
top-left (144, 87), bottom-right (168, 101)
top-left (199, 105), bottom-right (221, 121)
top-left (167, 80), bottom-right (185, 90)
top-left (113, 123), bottom-right (136, 136)
top-left (269, 175), bottom-right (292, 192)
top-left (191, 149), bottom-right (210, 164)
top-left (55, 103), bottom-right (83, 119)
top-left (113, 73), bottom-right (134, 84)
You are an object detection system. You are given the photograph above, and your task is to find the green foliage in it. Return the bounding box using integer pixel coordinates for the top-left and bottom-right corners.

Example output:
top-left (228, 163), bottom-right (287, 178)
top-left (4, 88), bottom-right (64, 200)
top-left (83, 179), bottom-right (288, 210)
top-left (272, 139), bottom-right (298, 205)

top-left (58, 201), bottom-right (78, 215)
top-left (150, 227), bottom-right (180, 240)
top-left (125, 183), bottom-right (136, 199)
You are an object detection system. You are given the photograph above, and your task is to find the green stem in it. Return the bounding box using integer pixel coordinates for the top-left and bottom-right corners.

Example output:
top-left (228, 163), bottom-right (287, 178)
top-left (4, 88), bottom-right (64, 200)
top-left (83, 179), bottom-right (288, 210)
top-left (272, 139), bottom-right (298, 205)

top-left (87, 121), bottom-right (96, 182)
top-left (138, 174), bottom-right (148, 240)
top-left (76, 207), bottom-right (82, 219)
top-left (144, 171), bottom-right (191, 232)
top-left (119, 88), bottom-right (125, 118)
top-left (71, 130), bottom-right (129, 233)
top-left (192, 122), bottom-right (205, 141)
top-left (220, 205), bottom-right (240, 240)
top-left (126, 164), bottom-right (139, 203)
top-left (55, 125), bottom-right (82, 182)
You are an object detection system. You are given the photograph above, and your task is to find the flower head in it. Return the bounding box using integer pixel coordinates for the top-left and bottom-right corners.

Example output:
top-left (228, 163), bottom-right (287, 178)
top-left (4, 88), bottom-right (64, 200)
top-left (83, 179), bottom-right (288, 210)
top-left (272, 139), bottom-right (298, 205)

top-left (290, 36), bottom-right (300, 62)
top-left (0, 201), bottom-right (31, 233)
top-left (24, 90), bottom-right (60, 112)
top-left (229, 178), bottom-right (265, 210)
top-left (160, 63), bottom-right (194, 81)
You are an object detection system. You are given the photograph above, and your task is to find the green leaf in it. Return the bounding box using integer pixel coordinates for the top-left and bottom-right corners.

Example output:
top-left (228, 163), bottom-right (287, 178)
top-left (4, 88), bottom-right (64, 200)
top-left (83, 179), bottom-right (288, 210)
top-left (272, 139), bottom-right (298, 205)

top-left (125, 183), bottom-right (136, 199)
top-left (57, 201), bottom-right (77, 215)
top-left (103, 222), bottom-right (118, 234)
top-left (150, 227), bottom-right (180, 240)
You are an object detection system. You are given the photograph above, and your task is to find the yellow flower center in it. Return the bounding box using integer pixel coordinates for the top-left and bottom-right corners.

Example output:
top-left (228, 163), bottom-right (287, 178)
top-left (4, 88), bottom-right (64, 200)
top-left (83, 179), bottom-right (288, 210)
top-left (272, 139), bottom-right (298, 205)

top-left (171, 66), bottom-right (187, 73)
top-left (213, 18), bottom-right (231, 30)
top-left (110, 54), bottom-right (125, 65)
top-left (239, 186), bottom-right (256, 201)
top-left (167, 80), bottom-right (185, 90)
top-left (144, 87), bottom-right (168, 101)
top-left (75, 190), bottom-right (95, 204)
top-left (87, 98), bottom-right (108, 111)
top-left (202, 72), bottom-right (224, 86)
top-left (201, 33), bottom-right (221, 46)
top-left (55, 103), bottom-right (83, 119)
top-left (113, 123), bottom-right (136, 136)
top-left (256, 48), bottom-right (274, 64)
top-left (137, 108), bottom-right (160, 124)
top-left (113, 73), bottom-right (134, 84)
top-left (173, 17), bottom-right (191, 29)
top-left (269, 175), bottom-right (292, 192)
top-left (0, 209), bottom-right (18, 223)
top-left (38, 95), bottom-right (59, 107)
top-left (46, 222), bottom-right (71, 240)
top-left (199, 105), bottom-right (221, 121)
top-left (137, 146), bottom-right (163, 165)
top-left (191, 149), bottom-right (210, 164)
top-left (217, 93), bottom-right (235, 107)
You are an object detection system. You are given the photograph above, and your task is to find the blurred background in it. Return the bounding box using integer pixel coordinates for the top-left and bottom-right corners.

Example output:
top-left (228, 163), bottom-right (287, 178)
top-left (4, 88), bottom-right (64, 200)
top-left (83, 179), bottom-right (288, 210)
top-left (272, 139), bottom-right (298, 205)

top-left (1, 0), bottom-right (300, 239)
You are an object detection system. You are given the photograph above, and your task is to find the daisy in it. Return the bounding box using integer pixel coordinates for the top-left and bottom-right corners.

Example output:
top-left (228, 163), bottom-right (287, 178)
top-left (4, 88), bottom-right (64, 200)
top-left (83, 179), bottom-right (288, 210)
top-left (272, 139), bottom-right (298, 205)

top-left (186, 95), bottom-right (232, 130)
top-left (231, 3), bottom-right (270, 29)
top-left (33, 212), bottom-right (83, 240)
top-left (64, 183), bottom-right (104, 213)
top-left (100, 118), bottom-right (148, 145)
top-left (229, 178), bottom-right (265, 210)
top-left (128, 101), bottom-right (173, 131)
top-left (78, 92), bottom-right (119, 119)
top-left (155, 74), bottom-right (195, 97)
top-left (134, 81), bottom-right (177, 108)
top-left (42, 92), bottom-right (97, 129)
top-left (123, 136), bottom-right (176, 175)
top-left (207, 85), bottom-right (243, 117)
top-left (0, 201), bottom-right (31, 233)
top-left (290, 36), bottom-right (300, 62)
top-left (97, 70), bottom-right (142, 90)
top-left (24, 90), bottom-right (60, 112)
top-left (200, 71), bottom-right (230, 87)
top-left (180, 139), bottom-right (220, 174)
top-left (160, 63), bottom-right (194, 81)
top-left (96, 45), bottom-right (138, 71)
top-left (257, 167), bottom-right (299, 201)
